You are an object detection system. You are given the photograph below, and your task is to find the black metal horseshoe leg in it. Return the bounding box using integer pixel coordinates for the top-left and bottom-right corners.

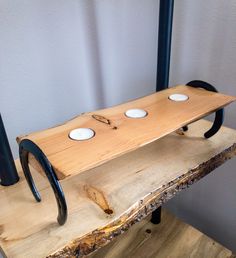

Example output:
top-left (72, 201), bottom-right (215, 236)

top-left (183, 80), bottom-right (224, 138)
top-left (19, 139), bottom-right (67, 225)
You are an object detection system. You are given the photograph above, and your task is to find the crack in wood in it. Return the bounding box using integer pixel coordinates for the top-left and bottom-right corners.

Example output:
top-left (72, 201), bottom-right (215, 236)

top-left (92, 114), bottom-right (117, 130)
top-left (92, 115), bottom-right (111, 125)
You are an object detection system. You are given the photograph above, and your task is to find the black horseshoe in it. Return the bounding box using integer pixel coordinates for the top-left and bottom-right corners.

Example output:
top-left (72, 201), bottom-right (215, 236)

top-left (19, 139), bottom-right (67, 225)
top-left (184, 80), bottom-right (224, 138)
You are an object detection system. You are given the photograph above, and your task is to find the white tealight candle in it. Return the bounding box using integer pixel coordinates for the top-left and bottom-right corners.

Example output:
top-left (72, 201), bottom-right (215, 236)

top-left (168, 93), bottom-right (189, 102)
top-left (125, 109), bottom-right (147, 118)
top-left (69, 128), bottom-right (95, 141)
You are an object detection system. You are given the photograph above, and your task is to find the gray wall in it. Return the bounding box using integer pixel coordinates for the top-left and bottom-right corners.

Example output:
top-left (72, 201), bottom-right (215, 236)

top-left (0, 0), bottom-right (158, 157)
top-left (0, 0), bottom-right (236, 253)
top-left (166, 0), bottom-right (236, 252)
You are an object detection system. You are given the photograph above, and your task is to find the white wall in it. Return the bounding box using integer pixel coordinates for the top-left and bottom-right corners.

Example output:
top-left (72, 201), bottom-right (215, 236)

top-left (0, 0), bottom-right (158, 157)
top-left (0, 0), bottom-right (236, 253)
top-left (166, 0), bottom-right (236, 252)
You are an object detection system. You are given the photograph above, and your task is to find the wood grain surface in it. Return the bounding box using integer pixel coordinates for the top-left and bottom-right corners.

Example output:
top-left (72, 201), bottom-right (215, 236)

top-left (90, 209), bottom-right (234, 258)
top-left (1, 120), bottom-right (236, 258)
top-left (17, 85), bottom-right (236, 179)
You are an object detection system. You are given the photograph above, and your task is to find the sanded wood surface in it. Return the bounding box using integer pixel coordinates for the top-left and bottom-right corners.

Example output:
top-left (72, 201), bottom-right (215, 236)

top-left (90, 209), bottom-right (234, 258)
top-left (1, 120), bottom-right (236, 258)
top-left (17, 85), bottom-right (236, 179)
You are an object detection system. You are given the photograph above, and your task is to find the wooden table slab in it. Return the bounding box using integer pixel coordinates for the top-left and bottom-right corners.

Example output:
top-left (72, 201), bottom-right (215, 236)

top-left (1, 120), bottom-right (236, 258)
top-left (17, 85), bottom-right (236, 179)
top-left (90, 209), bottom-right (234, 258)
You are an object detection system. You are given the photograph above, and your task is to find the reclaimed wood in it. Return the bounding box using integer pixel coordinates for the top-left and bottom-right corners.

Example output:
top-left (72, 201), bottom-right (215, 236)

top-left (17, 85), bottom-right (236, 179)
top-left (90, 209), bottom-right (234, 258)
top-left (1, 120), bottom-right (236, 258)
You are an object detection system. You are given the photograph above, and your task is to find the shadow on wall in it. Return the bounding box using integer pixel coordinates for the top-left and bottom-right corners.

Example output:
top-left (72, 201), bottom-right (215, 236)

top-left (169, 0), bottom-right (236, 253)
top-left (78, 0), bottom-right (106, 108)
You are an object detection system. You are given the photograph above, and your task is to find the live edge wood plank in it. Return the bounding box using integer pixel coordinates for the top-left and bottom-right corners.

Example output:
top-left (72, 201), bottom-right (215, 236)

top-left (1, 120), bottom-right (236, 258)
top-left (17, 85), bottom-right (236, 179)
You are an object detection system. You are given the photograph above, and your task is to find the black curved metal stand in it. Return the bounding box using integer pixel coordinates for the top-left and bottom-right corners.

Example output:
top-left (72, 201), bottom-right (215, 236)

top-left (185, 80), bottom-right (224, 138)
top-left (19, 139), bottom-right (67, 225)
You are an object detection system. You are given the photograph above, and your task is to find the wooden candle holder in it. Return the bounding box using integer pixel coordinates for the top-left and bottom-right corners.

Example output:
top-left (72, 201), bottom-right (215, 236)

top-left (17, 82), bottom-right (236, 225)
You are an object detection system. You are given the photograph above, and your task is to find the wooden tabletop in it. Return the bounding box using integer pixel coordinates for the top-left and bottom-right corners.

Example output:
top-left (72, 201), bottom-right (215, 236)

top-left (18, 85), bottom-right (236, 180)
top-left (2, 120), bottom-right (236, 258)
top-left (90, 209), bottom-right (235, 258)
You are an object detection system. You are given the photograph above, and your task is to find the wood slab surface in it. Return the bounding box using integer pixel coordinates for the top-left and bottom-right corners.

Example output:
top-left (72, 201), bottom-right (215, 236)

top-left (90, 209), bottom-right (234, 258)
top-left (1, 120), bottom-right (236, 257)
top-left (17, 85), bottom-right (236, 179)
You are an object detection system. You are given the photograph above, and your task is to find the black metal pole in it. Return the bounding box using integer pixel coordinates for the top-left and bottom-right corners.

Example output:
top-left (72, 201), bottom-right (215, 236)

top-left (151, 0), bottom-right (174, 224)
top-left (0, 114), bottom-right (19, 186)
top-left (151, 206), bottom-right (162, 224)
top-left (156, 0), bottom-right (174, 91)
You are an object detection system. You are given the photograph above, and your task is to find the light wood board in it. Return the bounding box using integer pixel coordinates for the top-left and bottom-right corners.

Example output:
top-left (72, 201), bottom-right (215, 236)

top-left (17, 85), bottom-right (236, 179)
top-left (90, 209), bottom-right (234, 258)
top-left (1, 120), bottom-right (236, 257)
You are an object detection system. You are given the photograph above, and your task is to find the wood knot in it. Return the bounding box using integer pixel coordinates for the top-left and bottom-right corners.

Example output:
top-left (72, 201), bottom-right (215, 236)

top-left (84, 185), bottom-right (114, 216)
top-left (104, 209), bottom-right (113, 215)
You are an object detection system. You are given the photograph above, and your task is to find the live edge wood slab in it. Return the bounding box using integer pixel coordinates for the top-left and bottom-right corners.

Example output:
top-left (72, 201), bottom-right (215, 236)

top-left (1, 120), bottom-right (236, 258)
top-left (17, 85), bottom-right (235, 179)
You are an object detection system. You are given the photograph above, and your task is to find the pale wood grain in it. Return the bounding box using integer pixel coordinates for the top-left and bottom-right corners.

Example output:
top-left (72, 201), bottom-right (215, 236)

top-left (90, 209), bottom-right (234, 258)
top-left (17, 85), bottom-right (236, 179)
top-left (1, 120), bottom-right (236, 257)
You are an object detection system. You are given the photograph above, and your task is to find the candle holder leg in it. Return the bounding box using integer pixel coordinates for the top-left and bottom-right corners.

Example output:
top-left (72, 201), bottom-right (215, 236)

top-left (184, 80), bottom-right (224, 138)
top-left (19, 139), bottom-right (67, 225)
